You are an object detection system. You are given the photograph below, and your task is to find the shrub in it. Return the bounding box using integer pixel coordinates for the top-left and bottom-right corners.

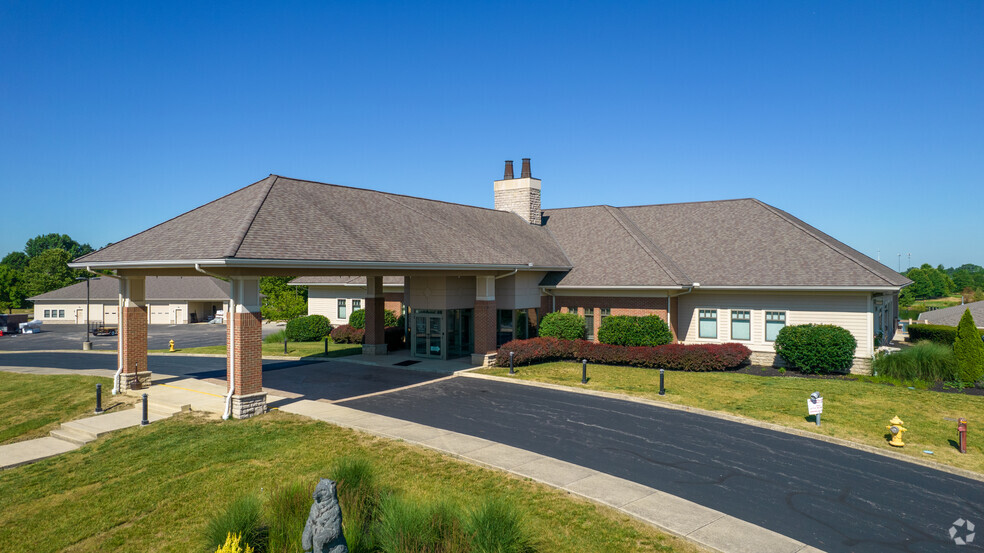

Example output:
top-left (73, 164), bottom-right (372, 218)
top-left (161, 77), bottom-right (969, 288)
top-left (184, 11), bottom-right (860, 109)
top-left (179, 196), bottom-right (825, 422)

top-left (773, 324), bottom-right (857, 374)
top-left (953, 309), bottom-right (984, 384)
top-left (348, 309), bottom-right (398, 330)
top-left (495, 337), bottom-right (750, 371)
top-left (205, 495), bottom-right (267, 553)
top-left (215, 533), bottom-right (255, 553)
top-left (285, 315), bottom-right (332, 342)
top-left (263, 329), bottom-right (287, 344)
top-left (266, 482), bottom-right (311, 553)
top-left (871, 341), bottom-right (958, 382)
top-left (384, 326), bottom-right (405, 350)
top-left (467, 498), bottom-right (537, 553)
top-left (330, 456), bottom-right (383, 553)
top-left (908, 323), bottom-right (984, 345)
top-left (538, 312), bottom-right (586, 340)
top-left (597, 315), bottom-right (672, 347)
top-left (330, 324), bottom-right (365, 344)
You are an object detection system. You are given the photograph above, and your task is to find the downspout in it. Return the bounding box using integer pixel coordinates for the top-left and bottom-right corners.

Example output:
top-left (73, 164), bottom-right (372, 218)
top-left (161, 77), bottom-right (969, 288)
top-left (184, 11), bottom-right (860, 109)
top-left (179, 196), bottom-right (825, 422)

top-left (89, 267), bottom-right (124, 394)
top-left (495, 269), bottom-right (518, 280)
top-left (196, 264), bottom-right (234, 419)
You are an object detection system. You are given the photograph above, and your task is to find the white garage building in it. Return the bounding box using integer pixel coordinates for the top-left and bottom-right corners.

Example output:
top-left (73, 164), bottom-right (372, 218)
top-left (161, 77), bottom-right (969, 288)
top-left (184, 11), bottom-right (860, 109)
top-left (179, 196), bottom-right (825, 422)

top-left (29, 276), bottom-right (230, 325)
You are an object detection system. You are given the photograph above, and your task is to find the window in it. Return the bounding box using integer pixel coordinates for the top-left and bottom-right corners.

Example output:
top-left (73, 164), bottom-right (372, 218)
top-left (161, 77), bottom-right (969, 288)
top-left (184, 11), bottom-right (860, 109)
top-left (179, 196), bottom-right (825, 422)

top-left (44, 309), bottom-right (50, 318)
top-left (58, 309), bottom-right (65, 318)
top-left (583, 308), bottom-right (594, 340)
top-left (352, 299), bottom-right (361, 312)
top-left (497, 309), bottom-right (514, 346)
top-left (600, 308), bottom-right (611, 325)
top-left (731, 310), bottom-right (751, 340)
top-left (337, 299), bottom-right (346, 319)
top-left (765, 311), bottom-right (786, 341)
top-left (698, 309), bottom-right (717, 338)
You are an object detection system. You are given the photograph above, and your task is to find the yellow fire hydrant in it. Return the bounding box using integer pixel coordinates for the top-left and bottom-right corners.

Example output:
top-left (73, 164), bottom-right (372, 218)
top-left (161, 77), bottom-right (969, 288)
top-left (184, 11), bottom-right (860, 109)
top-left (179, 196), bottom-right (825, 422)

top-left (887, 416), bottom-right (907, 447)
top-left (169, 339), bottom-right (175, 352)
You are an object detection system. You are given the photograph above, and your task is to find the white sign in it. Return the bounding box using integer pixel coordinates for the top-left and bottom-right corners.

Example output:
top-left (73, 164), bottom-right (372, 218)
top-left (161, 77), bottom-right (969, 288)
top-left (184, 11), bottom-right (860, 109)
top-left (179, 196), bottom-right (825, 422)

top-left (808, 398), bottom-right (823, 415)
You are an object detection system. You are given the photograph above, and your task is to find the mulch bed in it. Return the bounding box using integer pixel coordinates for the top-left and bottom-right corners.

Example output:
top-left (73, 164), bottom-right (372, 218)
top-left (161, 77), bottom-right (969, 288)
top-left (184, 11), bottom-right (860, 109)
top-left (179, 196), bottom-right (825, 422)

top-left (731, 364), bottom-right (984, 396)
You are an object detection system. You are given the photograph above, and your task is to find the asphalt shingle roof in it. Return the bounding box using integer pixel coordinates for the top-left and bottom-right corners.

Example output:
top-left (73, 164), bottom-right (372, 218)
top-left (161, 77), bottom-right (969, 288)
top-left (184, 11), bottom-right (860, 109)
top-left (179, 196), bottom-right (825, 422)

top-left (28, 276), bottom-right (230, 302)
top-left (916, 302), bottom-right (984, 328)
top-left (290, 276), bottom-right (405, 286)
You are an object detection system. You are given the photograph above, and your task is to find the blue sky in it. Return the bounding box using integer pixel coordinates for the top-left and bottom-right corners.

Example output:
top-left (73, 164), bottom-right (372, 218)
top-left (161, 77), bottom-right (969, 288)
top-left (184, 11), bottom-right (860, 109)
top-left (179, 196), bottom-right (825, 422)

top-left (1, 1), bottom-right (981, 270)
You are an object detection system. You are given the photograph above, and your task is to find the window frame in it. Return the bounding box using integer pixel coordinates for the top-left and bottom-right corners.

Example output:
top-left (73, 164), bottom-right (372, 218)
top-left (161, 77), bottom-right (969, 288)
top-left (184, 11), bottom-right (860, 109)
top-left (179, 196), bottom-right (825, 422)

top-left (44, 309), bottom-right (51, 318)
top-left (337, 299), bottom-right (347, 320)
top-left (764, 310), bottom-right (787, 342)
top-left (58, 309), bottom-right (65, 319)
top-left (730, 309), bottom-right (751, 341)
top-left (698, 309), bottom-right (718, 339)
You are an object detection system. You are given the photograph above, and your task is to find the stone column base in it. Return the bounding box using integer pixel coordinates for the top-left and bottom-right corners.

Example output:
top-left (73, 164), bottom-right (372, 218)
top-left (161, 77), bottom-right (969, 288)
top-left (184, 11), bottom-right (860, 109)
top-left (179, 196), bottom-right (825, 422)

top-left (471, 352), bottom-right (496, 367)
top-left (119, 371), bottom-right (152, 392)
top-left (232, 392), bottom-right (267, 419)
top-left (362, 343), bottom-right (388, 356)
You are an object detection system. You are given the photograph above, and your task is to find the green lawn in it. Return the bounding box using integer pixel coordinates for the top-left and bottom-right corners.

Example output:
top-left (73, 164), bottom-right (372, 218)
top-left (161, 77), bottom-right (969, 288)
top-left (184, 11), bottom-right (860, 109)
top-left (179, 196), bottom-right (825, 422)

top-left (150, 341), bottom-right (363, 358)
top-left (477, 362), bottom-right (984, 474)
top-left (900, 296), bottom-right (963, 320)
top-left (0, 403), bottom-right (705, 553)
top-left (0, 372), bottom-right (135, 445)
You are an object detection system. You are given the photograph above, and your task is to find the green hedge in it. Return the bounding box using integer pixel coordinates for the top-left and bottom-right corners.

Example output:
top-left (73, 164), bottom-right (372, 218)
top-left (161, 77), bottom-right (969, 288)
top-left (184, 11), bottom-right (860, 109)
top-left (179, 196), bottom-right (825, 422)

top-left (538, 312), bottom-right (585, 340)
top-left (597, 315), bottom-right (672, 347)
top-left (909, 323), bottom-right (984, 345)
top-left (773, 324), bottom-right (857, 374)
top-left (348, 309), bottom-right (398, 330)
top-left (285, 314), bottom-right (332, 342)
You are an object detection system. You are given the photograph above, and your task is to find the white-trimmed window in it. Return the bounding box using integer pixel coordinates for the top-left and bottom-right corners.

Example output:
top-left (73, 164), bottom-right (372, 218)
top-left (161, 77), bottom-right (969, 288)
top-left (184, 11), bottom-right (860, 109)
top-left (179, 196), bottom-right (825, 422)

top-left (698, 309), bottom-right (717, 338)
top-left (731, 310), bottom-right (751, 340)
top-left (352, 299), bottom-right (361, 312)
top-left (765, 311), bottom-right (786, 342)
top-left (44, 309), bottom-right (51, 318)
top-left (58, 309), bottom-right (65, 318)
top-left (337, 299), bottom-right (347, 319)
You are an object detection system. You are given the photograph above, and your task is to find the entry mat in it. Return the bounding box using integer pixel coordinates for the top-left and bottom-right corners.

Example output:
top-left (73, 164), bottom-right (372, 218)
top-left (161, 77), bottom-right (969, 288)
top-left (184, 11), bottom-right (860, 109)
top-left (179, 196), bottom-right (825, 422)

top-left (186, 359), bottom-right (324, 379)
top-left (393, 360), bottom-right (421, 366)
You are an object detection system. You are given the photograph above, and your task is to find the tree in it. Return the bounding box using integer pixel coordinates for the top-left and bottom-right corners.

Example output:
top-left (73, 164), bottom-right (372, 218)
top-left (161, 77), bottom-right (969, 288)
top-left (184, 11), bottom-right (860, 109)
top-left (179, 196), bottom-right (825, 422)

top-left (23, 248), bottom-right (74, 297)
top-left (24, 233), bottom-right (93, 260)
top-left (1, 251), bottom-right (29, 271)
top-left (259, 276), bottom-right (308, 321)
top-left (0, 265), bottom-right (27, 313)
top-left (953, 309), bottom-right (984, 384)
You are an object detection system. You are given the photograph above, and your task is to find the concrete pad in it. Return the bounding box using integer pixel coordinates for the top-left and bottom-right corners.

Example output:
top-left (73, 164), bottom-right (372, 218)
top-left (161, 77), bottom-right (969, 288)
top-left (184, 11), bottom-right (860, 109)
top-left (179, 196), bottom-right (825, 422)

top-left (564, 473), bottom-right (656, 508)
top-left (623, 491), bottom-right (725, 536)
top-left (348, 415), bottom-right (416, 435)
top-left (384, 423), bottom-right (453, 443)
top-left (278, 401), bottom-right (373, 423)
top-left (419, 432), bottom-right (493, 455)
top-left (689, 516), bottom-right (804, 553)
top-left (463, 443), bottom-right (545, 470)
top-left (795, 547), bottom-right (826, 553)
top-left (511, 457), bottom-right (596, 487)
top-left (0, 437), bottom-right (79, 469)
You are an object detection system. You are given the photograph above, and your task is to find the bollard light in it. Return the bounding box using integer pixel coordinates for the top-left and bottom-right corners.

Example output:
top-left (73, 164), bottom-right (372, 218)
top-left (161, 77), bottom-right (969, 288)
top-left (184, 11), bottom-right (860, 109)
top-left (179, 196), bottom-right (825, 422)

top-left (659, 369), bottom-right (665, 395)
top-left (324, 337), bottom-right (328, 356)
top-left (284, 334), bottom-right (288, 355)
top-left (581, 359), bottom-right (587, 384)
top-left (141, 393), bottom-right (149, 426)
top-left (509, 351), bottom-right (514, 375)
top-left (95, 383), bottom-right (103, 414)
top-left (958, 418), bottom-right (968, 454)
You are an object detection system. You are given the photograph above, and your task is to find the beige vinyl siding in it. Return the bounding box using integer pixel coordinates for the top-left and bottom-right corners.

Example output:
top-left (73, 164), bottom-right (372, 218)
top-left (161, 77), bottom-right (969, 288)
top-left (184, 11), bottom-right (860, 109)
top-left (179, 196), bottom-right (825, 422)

top-left (677, 291), bottom-right (873, 357)
top-left (308, 287), bottom-right (367, 325)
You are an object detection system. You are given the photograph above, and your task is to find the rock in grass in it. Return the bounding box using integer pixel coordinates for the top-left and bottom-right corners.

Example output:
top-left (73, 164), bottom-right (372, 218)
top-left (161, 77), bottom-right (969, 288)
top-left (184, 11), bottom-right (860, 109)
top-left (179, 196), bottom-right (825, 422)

top-left (302, 479), bottom-right (348, 553)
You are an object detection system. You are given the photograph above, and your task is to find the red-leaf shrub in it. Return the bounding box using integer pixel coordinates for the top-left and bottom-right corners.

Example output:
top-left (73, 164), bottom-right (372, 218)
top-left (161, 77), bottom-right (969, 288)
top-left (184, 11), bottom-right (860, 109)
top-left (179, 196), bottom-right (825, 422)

top-left (330, 324), bottom-right (365, 344)
top-left (496, 338), bottom-right (750, 371)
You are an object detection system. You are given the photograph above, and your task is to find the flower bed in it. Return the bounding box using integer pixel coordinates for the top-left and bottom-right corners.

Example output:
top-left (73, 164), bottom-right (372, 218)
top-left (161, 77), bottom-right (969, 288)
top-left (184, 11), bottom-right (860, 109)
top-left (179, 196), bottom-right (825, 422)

top-left (496, 337), bottom-right (751, 371)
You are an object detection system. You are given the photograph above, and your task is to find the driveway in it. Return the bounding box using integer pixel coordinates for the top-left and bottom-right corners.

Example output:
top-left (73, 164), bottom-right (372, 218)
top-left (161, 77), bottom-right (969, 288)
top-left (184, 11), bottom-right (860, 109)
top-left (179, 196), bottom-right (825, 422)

top-left (0, 323), bottom-right (281, 351)
top-left (341, 377), bottom-right (984, 553)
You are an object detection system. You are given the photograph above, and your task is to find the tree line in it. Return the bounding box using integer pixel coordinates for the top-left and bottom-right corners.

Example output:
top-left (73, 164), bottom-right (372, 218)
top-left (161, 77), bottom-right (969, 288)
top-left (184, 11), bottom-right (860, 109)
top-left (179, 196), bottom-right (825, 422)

top-left (899, 263), bottom-right (984, 306)
top-left (0, 234), bottom-right (97, 313)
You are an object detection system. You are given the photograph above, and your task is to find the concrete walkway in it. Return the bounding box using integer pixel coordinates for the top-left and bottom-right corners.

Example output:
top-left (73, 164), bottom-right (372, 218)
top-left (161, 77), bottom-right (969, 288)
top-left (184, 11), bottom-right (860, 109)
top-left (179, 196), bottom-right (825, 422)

top-left (279, 398), bottom-right (823, 553)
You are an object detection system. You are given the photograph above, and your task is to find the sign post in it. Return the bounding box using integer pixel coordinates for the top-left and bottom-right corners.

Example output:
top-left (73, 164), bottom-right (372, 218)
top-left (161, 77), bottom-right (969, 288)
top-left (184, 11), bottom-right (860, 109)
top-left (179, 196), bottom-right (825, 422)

top-left (808, 392), bottom-right (823, 426)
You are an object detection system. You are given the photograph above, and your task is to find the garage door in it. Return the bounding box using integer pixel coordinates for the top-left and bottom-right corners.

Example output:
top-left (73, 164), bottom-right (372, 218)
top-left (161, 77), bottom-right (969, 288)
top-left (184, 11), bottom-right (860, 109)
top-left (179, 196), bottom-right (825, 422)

top-left (103, 306), bottom-right (118, 324)
top-left (149, 307), bottom-right (171, 325)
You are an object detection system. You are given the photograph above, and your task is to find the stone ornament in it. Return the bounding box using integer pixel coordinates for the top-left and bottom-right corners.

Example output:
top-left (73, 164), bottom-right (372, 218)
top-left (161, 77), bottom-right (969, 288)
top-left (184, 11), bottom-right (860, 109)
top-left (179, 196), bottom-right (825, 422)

top-left (302, 479), bottom-right (348, 553)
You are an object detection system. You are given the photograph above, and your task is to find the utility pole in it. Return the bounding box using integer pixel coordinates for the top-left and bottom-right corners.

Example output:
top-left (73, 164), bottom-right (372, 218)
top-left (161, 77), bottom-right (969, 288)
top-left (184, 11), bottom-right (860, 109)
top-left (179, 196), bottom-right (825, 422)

top-left (897, 253), bottom-right (901, 272)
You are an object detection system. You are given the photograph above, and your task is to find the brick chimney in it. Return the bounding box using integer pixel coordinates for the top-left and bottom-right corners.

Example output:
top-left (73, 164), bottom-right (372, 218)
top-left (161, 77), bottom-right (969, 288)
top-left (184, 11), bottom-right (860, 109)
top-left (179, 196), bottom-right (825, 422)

top-left (494, 158), bottom-right (541, 225)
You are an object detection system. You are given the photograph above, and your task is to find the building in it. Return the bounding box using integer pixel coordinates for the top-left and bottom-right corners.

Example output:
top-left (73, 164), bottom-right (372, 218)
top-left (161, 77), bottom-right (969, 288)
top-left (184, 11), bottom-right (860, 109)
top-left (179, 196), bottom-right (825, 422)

top-left (71, 158), bottom-right (910, 418)
top-left (28, 276), bottom-right (230, 325)
top-left (291, 276), bottom-right (404, 325)
top-left (915, 301), bottom-right (984, 328)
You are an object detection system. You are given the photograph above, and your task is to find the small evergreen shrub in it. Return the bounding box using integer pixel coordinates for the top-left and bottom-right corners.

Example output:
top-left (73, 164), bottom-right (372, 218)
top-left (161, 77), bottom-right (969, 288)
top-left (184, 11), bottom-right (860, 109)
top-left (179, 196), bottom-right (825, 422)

top-left (953, 309), bottom-right (984, 384)
top-left (773, 324), bottom-right (857, 374)
top-left (597, 315), bottom-right (672, 347)
top-left (205, 495), bottom-right (267, 553)
top-left (348, 309), bottom-right (398, 330)
top-left (467, 498), bottom-right (536, 553)
top-left (495, 337), bottom-right (750, 371)
top-left (285, 315), bottom-right (331, 342)
top-left (330, 324), bottom-right (365, 344)
top-left (266, 482), bottom-right (311, 553)
top-left (215, 533), bottom-right (255, 553)
top-left (871, 341), bottom-right (957, 382)
top-left (538, 312), bottom-right (586, 340)
top-left (908, 323), bottom-right (984, 345)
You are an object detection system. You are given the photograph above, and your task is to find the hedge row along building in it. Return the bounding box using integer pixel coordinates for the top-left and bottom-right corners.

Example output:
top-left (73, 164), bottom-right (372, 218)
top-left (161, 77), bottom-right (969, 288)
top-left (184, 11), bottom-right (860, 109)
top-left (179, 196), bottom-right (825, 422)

top-left (72, 159), bottom-right (910, 417)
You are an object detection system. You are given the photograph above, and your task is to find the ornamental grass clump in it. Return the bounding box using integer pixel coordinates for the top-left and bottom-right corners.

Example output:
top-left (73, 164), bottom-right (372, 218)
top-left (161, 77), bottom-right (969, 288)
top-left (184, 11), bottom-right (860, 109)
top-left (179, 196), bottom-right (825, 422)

top-left (773, 324), bottom-right (857, 374)
top-left (266, 481), bottom-right (311, 553)
top-left (376, 496), bottom-right (469, 553)
top-left (871, 341), bottom-right (957, 382)
top-left (329, 456), bottom-right (383, 553)
top-left (953, 309), bottom-right (984, 384)
top-left (205, 495), bottom-right (267, 553)
top-left (467, 498), bottom-right (537, 553)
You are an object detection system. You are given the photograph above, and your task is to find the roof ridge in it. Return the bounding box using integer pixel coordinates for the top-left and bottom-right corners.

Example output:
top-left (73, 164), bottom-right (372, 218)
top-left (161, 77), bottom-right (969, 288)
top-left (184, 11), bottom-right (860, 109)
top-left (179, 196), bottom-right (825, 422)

top-left (604, 206), bottom-right (692, 285)
top-left (751, 199), bottom-right (896, 286)
top-left (225, 175), bottom-right (278, 258)
top-left (544, 198), bottom-right (756, 212)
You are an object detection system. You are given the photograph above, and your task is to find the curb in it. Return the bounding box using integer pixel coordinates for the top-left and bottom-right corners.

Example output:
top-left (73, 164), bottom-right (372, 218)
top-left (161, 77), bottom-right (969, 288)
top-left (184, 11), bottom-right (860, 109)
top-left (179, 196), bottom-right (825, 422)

top-left (457, 371), bottom-right (984, 483)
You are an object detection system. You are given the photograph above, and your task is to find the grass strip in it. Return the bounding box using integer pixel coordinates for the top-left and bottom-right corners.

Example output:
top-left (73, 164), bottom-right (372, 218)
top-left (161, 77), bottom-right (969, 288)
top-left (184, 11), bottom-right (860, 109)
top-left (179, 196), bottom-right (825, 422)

top-left (477, 362), bottom-right (984, 474)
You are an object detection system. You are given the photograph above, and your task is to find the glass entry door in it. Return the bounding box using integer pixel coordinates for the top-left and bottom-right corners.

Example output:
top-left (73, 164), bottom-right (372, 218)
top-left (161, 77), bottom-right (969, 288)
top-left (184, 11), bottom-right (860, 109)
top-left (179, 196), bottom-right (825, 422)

top-left (413, 312), bottom-right (444, 359)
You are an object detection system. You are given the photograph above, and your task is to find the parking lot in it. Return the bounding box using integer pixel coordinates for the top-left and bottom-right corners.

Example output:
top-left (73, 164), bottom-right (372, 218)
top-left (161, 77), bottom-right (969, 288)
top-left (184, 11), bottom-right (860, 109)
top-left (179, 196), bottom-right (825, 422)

top-left (0, 322), bottom-right (282, 351)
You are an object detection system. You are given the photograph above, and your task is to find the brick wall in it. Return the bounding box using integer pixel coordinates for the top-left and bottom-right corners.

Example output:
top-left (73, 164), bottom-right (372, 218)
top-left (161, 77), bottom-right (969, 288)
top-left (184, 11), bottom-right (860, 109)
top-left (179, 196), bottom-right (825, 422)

top-left (227, 311), bottom-right (262, 395)
top-left (384, 292), bottom-right (403, 317)
top-left (119, 305), bottom-right (148, 377)
top-left (547, 295), bottom-right (675, 342)
top-left (474, 300), bottom-right (497, 354)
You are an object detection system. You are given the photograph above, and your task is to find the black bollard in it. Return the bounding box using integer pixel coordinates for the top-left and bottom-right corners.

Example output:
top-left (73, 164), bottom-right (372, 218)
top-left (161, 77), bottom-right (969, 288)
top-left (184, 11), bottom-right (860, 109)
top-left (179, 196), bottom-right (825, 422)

top-left (582, 359), bottom-right (587, 384)
top-left (141, 393), bottom-right (149, 425)
top-left (95, 383), bottom-right (103, 414)
top-left (324, 337), bottom-right (328, 355)
top-left (509, 351), bottom-right (514, 374)
top-left (284, 334), bottom-right (288, 354)
top-left (659, 368), bottom-right (665, 395)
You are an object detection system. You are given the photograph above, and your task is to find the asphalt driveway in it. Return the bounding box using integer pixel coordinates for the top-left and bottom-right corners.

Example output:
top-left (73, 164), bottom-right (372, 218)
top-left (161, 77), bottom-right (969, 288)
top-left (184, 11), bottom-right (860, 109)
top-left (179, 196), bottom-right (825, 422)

top-left (0, 323), bottom-right (280, 351)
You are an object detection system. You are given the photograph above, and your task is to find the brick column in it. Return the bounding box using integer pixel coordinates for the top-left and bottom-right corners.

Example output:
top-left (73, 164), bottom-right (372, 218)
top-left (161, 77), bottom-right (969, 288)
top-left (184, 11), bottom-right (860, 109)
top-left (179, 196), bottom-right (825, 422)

top-left (226, 278), bottom-right (265, 419)
top-left (471, 276), bottom-right (497, 366)
top-left (118, 276), bottom-right (150, 392)
top-left (363, 276), bottom-right (387, 356)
